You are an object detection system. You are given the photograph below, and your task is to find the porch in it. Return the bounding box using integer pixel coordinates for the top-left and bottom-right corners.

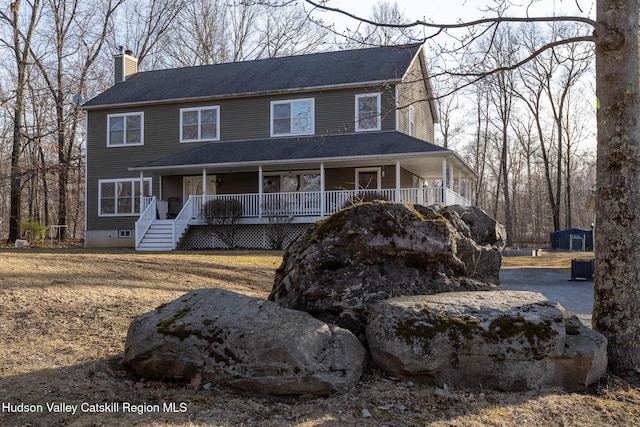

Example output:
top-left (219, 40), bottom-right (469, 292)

top-left (135, 186), bottom-right (470, 250)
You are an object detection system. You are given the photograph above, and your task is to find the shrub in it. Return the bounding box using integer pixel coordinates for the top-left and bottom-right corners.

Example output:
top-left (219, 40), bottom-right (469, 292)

top-left (262, 199), bottom-right (294, 250)
top-left (201, 199), bottom-right (243, 248)
top-left (21, 220), bottom-right (49, 243)
top-left (201, 199), bottom-right (243, 226)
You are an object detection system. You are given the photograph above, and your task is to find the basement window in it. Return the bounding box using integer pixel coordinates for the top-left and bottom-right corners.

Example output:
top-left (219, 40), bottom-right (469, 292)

top-left (118, 230), bottom-right (132, 238)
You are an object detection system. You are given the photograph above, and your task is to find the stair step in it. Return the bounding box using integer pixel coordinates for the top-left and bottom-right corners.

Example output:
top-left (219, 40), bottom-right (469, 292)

top-left (136, 220), bottom-right (189, 251)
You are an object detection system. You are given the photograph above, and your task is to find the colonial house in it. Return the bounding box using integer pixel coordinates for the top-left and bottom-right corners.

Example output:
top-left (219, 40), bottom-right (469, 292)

top-left (82, 43), bottom-right (477, 250)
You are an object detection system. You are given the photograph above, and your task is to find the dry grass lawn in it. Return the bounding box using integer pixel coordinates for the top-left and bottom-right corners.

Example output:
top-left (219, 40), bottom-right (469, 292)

top-left (0, 248), bottom-right (638, 427)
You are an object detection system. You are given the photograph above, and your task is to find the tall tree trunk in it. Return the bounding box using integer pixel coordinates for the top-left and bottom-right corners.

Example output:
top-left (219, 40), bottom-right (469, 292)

top-left (593, 0), bottom-right (640, 370)
top-left (500, 126), bottom-right (513, 247)
top-left (6, 1), bottom-right (41, 242)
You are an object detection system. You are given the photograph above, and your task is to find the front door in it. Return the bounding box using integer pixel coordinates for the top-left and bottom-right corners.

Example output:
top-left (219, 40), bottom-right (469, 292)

top-left (356, 168), bottom-right (381, 190)
top-left (183, 175), bottom-right (217, 201)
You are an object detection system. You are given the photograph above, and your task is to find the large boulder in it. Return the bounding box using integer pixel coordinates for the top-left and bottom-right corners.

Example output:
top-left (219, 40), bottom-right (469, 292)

top-left (366, 291), bottom-right (607, 392)
top-left (124, 288), bottom-right (367, 395)
top-left (269, 202), bottom-right (505, 335)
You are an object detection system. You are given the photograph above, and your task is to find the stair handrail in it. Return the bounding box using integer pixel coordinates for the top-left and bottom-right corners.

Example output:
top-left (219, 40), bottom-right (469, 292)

top-left (135, 196), bottom-right (157, 248)
top-left (172, 195), bottom-right (194, 249)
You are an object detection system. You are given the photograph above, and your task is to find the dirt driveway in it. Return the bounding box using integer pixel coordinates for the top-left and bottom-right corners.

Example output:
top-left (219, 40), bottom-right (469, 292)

top-left (500, 267), bottom-right (594, 327)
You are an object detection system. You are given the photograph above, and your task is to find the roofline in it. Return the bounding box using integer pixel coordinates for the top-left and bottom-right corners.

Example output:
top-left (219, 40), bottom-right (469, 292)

top-left (81, 79), bottom-right (403, 111)
top-left (128, 150), bottom-right (477, 178)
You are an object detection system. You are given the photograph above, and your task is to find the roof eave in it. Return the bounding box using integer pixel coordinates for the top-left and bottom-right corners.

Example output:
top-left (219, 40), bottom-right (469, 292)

top-left (128, 150), bottom-right (455, 173)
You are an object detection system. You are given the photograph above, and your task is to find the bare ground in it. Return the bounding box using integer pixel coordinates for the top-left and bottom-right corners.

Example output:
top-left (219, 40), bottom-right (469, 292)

top-left (0, 248), bottom-right (638, 427)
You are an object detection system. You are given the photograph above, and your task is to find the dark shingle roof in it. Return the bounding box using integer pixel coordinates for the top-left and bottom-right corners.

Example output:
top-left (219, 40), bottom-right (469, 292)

top-left (130, 131), bottom-right (448, 171)
top-left (84, 44), bottom-right (422, 108)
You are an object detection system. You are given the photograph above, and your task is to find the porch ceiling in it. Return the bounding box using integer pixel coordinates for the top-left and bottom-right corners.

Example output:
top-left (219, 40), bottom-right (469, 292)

top-left (129, 131), bottom-right (477, 180)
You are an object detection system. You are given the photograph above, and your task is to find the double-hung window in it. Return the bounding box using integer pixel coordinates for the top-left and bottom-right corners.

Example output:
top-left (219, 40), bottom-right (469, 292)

top-left (99, 178), bottom-right (152, 216)
top-left (107, 112), bottom-right (143, 146)
top-left (408, 105), bottom-right (415, 136)
top-left (271, 98), bottom-right (314, 136)
top-left (180, 106), bottom-right (220, 142)
top-left (355, 93), bottom-right (381, 131)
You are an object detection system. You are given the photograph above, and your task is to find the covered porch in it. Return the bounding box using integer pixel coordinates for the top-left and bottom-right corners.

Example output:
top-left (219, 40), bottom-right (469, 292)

top-left (130, 132), bottom-right (477, 250)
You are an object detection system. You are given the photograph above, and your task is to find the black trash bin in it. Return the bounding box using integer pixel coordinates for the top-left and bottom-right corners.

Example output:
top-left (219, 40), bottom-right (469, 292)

top-left (570, 259), bottom-right (594, 281)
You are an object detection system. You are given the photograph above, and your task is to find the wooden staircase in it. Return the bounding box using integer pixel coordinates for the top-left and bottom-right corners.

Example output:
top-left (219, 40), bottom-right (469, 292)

top-left (136, 220), bottom-right (179, 251)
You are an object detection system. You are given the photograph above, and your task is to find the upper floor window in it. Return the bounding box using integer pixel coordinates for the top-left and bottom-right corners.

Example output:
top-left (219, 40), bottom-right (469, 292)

top-left (107, 112), bottom-right (143, 146)
top-left (355, 93), bottom-right (381, 131)
top-left (271, 98), bottom-right (314, 137)
top-left (408, 105), bottom-right (415, 136)
top-left (98, 177), bottom-right (151, 216)
top-left (181, 106), bottom-right (220, 142)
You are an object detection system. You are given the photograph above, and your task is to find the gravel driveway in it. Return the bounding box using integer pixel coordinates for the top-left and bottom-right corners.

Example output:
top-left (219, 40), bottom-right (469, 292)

top-left (500, 268), bottom-right (594, 327)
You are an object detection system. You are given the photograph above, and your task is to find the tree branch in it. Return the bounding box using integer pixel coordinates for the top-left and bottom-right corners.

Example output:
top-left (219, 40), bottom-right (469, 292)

top-left (303, 0), bottom-right (597, 30)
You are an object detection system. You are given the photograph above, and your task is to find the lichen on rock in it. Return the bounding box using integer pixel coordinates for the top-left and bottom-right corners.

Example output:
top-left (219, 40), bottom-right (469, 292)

top-left (269, 201), bottom-right (506, 335)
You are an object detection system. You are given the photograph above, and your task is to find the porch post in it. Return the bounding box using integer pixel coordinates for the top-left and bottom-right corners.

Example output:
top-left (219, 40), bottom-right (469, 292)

top-left (442, 158), bottom-right (448, 205)
top-left (395, 160), bottom-right (401, 202)
top-left (202, 168), bottom-right (207, 197)
top-left (320, 163), bottom-right (326, 217)
top-left (258, 165), bottom-right (263, 220)
top-left (139, 171), bottom-right (144, 214)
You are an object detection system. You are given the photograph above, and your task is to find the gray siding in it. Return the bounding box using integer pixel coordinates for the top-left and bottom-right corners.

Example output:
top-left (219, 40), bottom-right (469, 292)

top-left (397, 51), bottom-right (435, 141)
top-left (86, 85), bottom-right (402, 232)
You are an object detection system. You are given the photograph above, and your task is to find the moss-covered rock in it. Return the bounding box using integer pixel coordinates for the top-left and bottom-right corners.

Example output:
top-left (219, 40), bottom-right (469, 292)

top-left (270, 202), bottom-right (505, 335)
top-left (366, 291), bottom-right (607, 392)
top-left (124, 288), bottom-right (367, 395)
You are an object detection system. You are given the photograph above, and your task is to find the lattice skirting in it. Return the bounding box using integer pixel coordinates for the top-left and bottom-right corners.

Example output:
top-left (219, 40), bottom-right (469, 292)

top-left (178, 223), bottom-right (310, 250)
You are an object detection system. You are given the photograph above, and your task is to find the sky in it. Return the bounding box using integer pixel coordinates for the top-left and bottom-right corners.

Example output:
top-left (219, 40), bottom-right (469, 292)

top-left (306, 0), bottom-right (595, 31)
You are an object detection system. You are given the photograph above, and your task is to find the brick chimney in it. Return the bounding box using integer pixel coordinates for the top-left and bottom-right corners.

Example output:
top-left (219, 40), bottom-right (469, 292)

top-left (114, 46), bottom-right (138, 85)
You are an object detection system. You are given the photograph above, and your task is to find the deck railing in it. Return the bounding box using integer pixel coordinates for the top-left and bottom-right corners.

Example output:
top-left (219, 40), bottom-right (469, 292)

top-left (172, 195), bottom-right (194, 249)
top-left (188, 187), bottom-right (469, 222)
top-left (135, 196), bottom-right (156, 247)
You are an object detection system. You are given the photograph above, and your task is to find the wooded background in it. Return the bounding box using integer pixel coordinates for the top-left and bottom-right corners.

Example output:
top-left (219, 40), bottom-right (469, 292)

top-left (0, 0), bottom-right (596, 246)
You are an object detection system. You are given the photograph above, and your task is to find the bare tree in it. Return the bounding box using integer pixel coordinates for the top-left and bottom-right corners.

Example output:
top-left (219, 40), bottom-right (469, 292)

top-left (28, 0), bottom-right (124, 240)
top-left (476, 25), bottom-right (519, 247)
top-left (109, 0), bottom-right (186, 69)
top-left (163, 0), bottom-right (231, 66)
top-left (515, 21), bottom-right (593, 232)
top-left (254, 2), bottom-right (329, 58)
top-left (0, 0), bottom-right (43, 243)
top-left (340, 1), bottom-right (417, 48)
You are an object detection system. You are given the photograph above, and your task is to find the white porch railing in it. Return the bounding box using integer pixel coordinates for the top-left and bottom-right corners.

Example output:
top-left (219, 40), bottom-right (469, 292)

top-left (172, 195), bottom-right (194, 249)
top-left (135, 196), bottom-right (156, 247)
top-left (188, 187), bottom-right (469, 222)
top-left (444, 188), bottom-right (470, 206)
top-left (136, 188), bottom-right (471, 249)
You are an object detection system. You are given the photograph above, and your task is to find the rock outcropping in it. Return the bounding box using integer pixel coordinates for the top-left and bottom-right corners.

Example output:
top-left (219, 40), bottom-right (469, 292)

top-left (366, 291), bottom-right (607, 391)
top-left (269, 202), bottom-right (506, 335)
top-left (124, 288), bottom-right (367, 395)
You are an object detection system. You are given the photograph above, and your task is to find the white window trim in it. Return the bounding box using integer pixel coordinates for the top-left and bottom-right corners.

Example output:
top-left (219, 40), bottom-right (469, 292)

top-left (355, 93), bottom-right (382, 132)
top-left (270, 98), bottom-right (315, 137)
top-left (118, 230), bottom-right (133, 238)
top-left (98, 177), bottom-right (152, 217)
top-left (107, 112), bottom-right (144, 147)
top-left (355, 167), bottom-right (382, 190)
top-left (180, 106), bottom-right (220, 142)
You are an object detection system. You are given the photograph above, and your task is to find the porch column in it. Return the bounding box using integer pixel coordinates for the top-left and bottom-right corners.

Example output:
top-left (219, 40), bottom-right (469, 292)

top-left (395, 160), bottom-right (401, 202)
top-left (139, 171), bottom-right (144, 214)
top-left (320, 163), bottom-right (326, 217)
top-left (258, 166), bottom-right (263, 220)
top-left (442, 158), bottom-right (448, 205)
top-left (202, 168), bottom-right (207, 196)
